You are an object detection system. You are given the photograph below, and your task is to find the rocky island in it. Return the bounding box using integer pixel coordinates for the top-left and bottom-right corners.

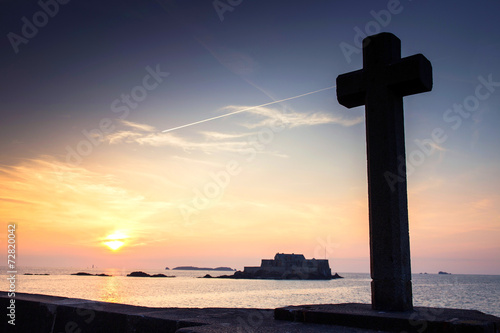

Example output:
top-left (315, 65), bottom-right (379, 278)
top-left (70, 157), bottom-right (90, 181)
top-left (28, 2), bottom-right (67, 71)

top-left (71, 272), bottom-right (111, 277)
top-left (204, 253), bottom-right (343, 280)
top-left (172, 266), bottom-right (235, 271)
top-left (127, 271), bottom-right (175, 278)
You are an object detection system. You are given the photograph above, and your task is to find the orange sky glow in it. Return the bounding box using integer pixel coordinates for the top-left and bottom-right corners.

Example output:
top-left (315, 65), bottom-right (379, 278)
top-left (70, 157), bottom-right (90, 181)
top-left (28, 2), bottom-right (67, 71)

top-left (1, 1), bottom-right (499, 276)
top-left (0, 136), bottom-right (498, 274)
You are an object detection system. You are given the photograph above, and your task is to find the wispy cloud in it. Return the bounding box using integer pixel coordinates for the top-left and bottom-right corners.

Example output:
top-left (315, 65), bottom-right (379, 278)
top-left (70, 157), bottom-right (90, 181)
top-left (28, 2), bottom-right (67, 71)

top-left (413, 139), bottom-right (447, 152)
top-left (108, 129), bottom-right (248, 153)
top-left (107, 130), bottom-right (144, 144)
top-left (106, 104), bottom-right (362, 155)
top-left (120, 119), bottom-right (156, 132)
top-left (171, 155), bottom-right (226, 167)
top-left (221, 105), bottom-right (363, 129)
top-left (107, 121), bottom-right (259, 155)
top-left (200, 131), bottom-right (256, 140)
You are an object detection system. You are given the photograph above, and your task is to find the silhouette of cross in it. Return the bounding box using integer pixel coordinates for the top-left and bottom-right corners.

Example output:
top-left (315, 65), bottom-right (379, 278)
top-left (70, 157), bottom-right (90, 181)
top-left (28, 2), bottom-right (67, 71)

top-left (337, 32), bottom-right (432, 311)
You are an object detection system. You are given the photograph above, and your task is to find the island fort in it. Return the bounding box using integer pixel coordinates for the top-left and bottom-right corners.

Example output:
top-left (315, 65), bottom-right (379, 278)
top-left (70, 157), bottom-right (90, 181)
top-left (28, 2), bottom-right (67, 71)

top-left (242, 253), bottom-right (335, 280)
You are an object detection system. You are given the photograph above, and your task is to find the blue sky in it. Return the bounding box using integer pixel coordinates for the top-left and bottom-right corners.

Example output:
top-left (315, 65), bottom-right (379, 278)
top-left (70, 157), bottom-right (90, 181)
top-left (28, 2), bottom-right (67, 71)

top-left (1, 0), bottom-right (499, 274)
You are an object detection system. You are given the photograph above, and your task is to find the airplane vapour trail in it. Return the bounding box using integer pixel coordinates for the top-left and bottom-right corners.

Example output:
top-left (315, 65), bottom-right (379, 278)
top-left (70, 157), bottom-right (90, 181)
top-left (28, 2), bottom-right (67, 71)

top-left (161, 85), bottom-right (336, 133)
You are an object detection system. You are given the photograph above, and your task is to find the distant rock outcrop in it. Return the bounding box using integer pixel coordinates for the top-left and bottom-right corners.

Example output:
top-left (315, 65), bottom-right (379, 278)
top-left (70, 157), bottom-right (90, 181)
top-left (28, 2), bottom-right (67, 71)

top-left (172, 266), bottom-right (235, 271)
top-left (71, 272), bottom-right (111, 277)
top-left (127, 271), bottom-right (175, 278)
top-left (127, 271), bottom-right (150, 277)
top-left (151, 273), bottom-right (172, 278)
top-left (438, 271), bottom-right (451, 275)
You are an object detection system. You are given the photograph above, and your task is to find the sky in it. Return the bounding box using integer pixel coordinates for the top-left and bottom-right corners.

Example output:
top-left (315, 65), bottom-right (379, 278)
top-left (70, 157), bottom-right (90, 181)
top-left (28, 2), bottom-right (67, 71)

top-left (0, 0), bottom-right (499, 274)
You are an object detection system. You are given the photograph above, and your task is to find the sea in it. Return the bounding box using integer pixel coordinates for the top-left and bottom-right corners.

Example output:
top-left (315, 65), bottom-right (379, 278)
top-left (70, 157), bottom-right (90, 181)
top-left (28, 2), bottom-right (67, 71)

top-left (1, 266), bottom-right (499, 317)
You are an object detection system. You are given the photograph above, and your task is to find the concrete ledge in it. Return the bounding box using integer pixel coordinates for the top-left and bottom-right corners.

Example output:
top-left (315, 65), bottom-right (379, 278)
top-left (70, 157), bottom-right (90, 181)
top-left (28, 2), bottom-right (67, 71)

top-left (1, 292), bottom-right (379, 332)
top-left (274, 303), bottom-right (500, 333)
top-left (1, 292), bottom-right (204, 332)
top-left (4, 292), bottom-right (498, 332)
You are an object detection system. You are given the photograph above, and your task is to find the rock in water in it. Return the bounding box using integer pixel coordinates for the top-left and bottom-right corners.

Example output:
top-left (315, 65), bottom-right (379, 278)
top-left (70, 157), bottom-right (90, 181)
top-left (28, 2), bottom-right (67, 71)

top-left (127, 271), bottom-right (151, 277)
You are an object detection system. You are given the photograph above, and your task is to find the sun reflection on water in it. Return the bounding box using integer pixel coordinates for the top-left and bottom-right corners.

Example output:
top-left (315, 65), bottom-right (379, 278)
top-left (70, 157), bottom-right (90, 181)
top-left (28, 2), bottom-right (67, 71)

top-left (98, 271), bottom-right (125, 304)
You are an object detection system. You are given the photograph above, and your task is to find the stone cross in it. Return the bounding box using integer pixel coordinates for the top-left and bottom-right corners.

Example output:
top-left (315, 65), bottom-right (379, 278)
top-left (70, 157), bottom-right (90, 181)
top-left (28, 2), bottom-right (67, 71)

top-left (336, 33), bottom-right (432, 311)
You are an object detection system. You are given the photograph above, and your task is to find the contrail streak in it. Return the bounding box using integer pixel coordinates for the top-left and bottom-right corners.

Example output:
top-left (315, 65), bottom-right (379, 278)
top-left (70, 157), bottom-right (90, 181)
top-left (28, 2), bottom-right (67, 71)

top-left (161, 85), bottom-right (336, 133)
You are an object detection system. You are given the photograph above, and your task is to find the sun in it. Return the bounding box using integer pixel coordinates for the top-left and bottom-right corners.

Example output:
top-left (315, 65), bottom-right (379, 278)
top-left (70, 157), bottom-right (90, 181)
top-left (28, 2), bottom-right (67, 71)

top-left (103, 231), bottom-right (128, 251)
top-left (104, 240), bottom-right (125, 251)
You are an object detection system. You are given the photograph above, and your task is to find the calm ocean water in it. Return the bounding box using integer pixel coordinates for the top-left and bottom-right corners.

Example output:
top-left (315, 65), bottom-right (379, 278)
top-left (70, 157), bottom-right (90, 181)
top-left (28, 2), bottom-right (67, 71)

top-left (1, 266), bottom-right (499, 317)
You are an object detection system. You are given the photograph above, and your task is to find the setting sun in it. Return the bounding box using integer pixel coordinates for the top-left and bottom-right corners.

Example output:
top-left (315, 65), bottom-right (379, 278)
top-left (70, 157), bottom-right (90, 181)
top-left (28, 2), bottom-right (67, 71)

top-left (104, 240), bottom-right (125, 251)
top-left (103, 231), bottom-right (128, 251)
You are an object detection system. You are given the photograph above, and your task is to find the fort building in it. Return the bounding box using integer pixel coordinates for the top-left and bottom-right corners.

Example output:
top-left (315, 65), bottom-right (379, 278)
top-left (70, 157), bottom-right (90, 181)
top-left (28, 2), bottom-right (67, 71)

top-left (243, 253), bottom-right (333, 279)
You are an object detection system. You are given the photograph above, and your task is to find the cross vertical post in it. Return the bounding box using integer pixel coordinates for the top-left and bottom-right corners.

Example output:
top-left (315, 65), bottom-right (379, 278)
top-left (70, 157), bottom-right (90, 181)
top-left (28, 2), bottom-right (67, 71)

top-left (336, 33), bottom-right (432, 311)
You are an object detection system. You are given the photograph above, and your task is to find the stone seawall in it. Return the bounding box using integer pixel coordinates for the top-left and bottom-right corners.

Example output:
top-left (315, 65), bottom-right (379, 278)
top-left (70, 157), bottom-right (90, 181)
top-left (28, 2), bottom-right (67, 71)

top-left (0, 292), bottom-right (368, 332)
top-left (0, 292), bottom-right (205, 333)
top-left (2, 292), bottom-right (499, 332)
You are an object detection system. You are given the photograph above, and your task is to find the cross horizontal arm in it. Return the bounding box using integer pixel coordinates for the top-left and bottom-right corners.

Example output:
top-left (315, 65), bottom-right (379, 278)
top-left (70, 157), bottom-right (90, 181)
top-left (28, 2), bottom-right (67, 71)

top-left (387, 54), bottom-right (433, 97)
top-left (336, 69), bottom-right (366, 108)
top-left (336, 54), bottom-right (432, 109)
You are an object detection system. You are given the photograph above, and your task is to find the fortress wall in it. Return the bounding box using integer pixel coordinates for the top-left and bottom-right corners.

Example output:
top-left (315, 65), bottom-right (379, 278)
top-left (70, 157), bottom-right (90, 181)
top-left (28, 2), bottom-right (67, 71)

top-left (243, 255), bottom-right (333, 278)
top-left (244, 265), bottom-right (331, 277)
top-left (260, 260), bottom-right (274, 267)
top-left (242, 267), bottom-right (262, 274)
